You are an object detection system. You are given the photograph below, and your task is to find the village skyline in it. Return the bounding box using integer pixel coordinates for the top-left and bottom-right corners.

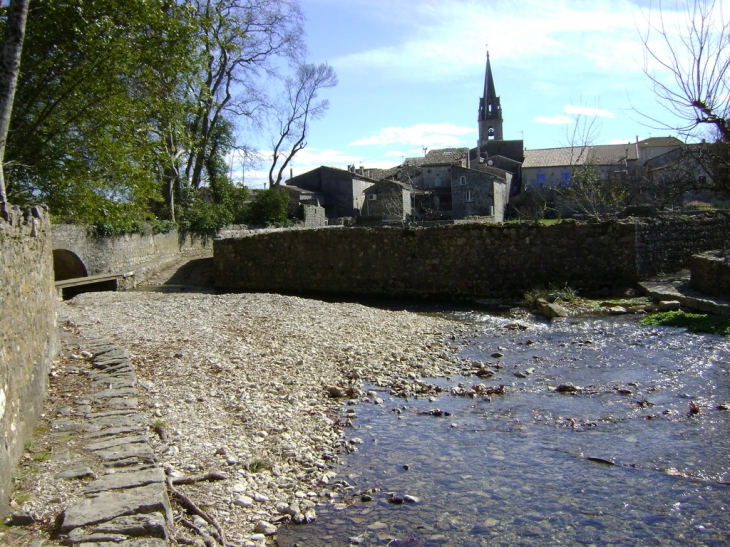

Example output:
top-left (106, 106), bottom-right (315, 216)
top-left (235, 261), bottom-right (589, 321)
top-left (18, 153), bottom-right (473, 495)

top-left (240, 0), bottom-right (719, 187)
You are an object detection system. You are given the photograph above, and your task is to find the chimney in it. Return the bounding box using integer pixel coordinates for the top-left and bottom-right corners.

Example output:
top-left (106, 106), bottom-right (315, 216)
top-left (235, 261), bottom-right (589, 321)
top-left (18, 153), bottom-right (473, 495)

top-left (290, 167), bottom-right (293, 180)
top-left (358, 166), bottom-right (364, 176)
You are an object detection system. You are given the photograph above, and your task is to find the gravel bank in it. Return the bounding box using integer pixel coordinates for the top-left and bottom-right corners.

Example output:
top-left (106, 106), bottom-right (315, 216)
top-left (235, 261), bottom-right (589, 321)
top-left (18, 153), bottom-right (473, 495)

top-left (53, 290), bottom-right (468, 545)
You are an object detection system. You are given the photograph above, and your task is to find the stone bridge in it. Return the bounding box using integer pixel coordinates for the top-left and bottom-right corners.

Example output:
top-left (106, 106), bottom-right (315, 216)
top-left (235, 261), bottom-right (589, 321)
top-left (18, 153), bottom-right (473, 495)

top-left (51, 224), bottom-right (211, 282)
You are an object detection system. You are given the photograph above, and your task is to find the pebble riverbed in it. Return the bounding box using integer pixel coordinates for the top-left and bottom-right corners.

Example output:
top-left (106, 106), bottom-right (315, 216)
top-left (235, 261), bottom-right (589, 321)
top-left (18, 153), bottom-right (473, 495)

top-left (50, 291), bottom-right (470, 546)
top-left (10, 286), bottom-right (730, 547)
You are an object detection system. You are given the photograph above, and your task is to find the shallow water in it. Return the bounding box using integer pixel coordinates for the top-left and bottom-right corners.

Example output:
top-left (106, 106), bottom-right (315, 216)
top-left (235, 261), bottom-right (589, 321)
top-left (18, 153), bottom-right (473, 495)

top-left (275, 314), bottom-right (730, 547)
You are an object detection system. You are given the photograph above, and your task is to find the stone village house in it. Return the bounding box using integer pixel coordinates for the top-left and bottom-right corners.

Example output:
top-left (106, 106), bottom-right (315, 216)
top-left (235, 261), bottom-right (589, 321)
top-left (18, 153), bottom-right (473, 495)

top-left (284, 53), bottom-right (701, 223)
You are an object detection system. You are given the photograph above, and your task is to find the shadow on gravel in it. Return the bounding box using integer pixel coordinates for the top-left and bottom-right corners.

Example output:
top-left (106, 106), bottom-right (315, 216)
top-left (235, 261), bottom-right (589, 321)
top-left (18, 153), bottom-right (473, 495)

top-left (164, 257), bottom-right (214, 287)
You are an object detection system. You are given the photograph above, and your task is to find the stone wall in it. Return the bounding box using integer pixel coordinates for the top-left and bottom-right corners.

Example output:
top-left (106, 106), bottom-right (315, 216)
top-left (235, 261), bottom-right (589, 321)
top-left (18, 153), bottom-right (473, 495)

top-left (690, 250), bottom-right (730, 297)
top-left (635, 212), bottom-right (730, 278)
top-left (52, 225), bottom-right (213, 277)
top-left (214, 221), bottom-right (638, 299)
top-left (0, 205), bottom-right (58, 515)
top-left (302, 205), bottom-right (327, 228)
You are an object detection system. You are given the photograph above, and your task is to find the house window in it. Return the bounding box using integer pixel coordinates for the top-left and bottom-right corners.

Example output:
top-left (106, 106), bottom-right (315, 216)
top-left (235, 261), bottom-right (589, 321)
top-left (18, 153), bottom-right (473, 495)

top-left (368, 194), bottom-right (377, 201)
top-left (466, 191), bottom-right (473, 202)
top-left (459, 176), bottom-right (466, 185)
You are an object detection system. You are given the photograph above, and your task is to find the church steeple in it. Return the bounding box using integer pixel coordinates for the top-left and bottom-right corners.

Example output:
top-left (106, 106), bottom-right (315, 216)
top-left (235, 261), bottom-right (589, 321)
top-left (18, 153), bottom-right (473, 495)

top-left (478, 52), bottom-right (503, 145)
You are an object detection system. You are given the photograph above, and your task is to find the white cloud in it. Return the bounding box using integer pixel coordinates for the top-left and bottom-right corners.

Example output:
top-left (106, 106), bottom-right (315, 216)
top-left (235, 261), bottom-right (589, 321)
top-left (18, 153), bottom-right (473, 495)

top-left (532, 115), bottom-right (574, 125)
top-left (328, 0), bottom-right (648, 84)
top-left (565, 105), bottom-right (616, 118)
top-left (351, 123), bottom-right (475, 147)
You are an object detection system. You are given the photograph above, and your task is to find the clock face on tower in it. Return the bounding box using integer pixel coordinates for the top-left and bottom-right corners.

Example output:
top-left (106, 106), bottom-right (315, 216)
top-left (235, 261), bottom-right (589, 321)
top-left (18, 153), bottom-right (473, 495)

top-left (488, 127), bottom-right (495, 135)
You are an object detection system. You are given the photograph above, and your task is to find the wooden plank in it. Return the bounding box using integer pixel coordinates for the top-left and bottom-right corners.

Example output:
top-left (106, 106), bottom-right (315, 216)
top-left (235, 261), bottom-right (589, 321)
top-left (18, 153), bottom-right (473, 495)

top-left (55, 272), bottom-right (126, 289)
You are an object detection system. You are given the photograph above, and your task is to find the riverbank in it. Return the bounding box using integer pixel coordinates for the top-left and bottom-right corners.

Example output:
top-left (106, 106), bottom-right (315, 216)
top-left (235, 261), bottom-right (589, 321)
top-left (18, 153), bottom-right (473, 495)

top-left (6, 288), bottom-right (473, 546)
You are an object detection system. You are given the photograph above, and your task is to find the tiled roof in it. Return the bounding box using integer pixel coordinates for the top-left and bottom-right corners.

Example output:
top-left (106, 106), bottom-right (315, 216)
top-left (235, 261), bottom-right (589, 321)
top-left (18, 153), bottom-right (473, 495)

top-left (368, 166), bottom-right (400, 181)
top-left (403, 157), bottom-right (426, 167)
top-left (471, 164), bottom-right (510, 180)
top-left (423, 147), bottom-right (469, 165)
top-left (364, 180), bottom-right (413, 192)
top-left (523, 144), bottom-right (638, 168)
top-left (637, 137), bottom-right (683, 148)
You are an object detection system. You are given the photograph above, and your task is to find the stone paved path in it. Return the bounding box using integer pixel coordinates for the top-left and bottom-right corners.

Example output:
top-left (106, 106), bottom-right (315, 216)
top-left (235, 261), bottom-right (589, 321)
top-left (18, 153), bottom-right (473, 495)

top-left (55, 337), bottom-right (171, 547)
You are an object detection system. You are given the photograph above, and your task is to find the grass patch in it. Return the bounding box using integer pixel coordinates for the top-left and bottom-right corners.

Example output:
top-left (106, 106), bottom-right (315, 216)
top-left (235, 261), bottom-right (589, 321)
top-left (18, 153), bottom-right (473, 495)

top-left (12, 492), bottom-right (31, 504)
top-left (505, 218), bottom-right (564, 225)
top-left (524, 284), bottom-right (578, 308)
top-left (599, 297), bottom-right (652, 308)
top-left (640, 311), bottom-right (730, 336)
top-left (247, 458), bottom-right (270, 473)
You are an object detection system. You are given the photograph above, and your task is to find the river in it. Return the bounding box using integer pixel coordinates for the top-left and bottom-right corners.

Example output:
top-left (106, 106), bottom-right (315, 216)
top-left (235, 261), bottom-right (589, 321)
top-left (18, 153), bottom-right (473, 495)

top-left (275, 312), bottom-right (730, 546)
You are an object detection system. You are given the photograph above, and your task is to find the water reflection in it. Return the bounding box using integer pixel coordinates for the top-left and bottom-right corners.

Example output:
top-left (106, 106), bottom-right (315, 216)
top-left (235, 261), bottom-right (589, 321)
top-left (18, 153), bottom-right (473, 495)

top-left (276, 315), bottom-right (730, 546)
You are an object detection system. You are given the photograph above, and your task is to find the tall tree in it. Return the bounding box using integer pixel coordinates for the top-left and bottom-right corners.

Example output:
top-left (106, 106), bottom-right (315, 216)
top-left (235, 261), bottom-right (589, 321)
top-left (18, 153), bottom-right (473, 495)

top-left (185, 0), bottom-right (304, 191)
top-left (5, 0), bottom-right (198, 223)
top-left (268, 62), bottom-right (337, 187)
top-left (0, 0), bottom-right (29, 204)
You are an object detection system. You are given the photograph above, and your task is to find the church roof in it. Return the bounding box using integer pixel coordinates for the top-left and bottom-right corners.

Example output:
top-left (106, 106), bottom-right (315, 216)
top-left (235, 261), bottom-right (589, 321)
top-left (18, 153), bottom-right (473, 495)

top-left (472, 140), bottom-right (524, 163)
top-left (480, 52), bottom-right (500, 121)
top-left (523, 144), bottom-right (638, 168)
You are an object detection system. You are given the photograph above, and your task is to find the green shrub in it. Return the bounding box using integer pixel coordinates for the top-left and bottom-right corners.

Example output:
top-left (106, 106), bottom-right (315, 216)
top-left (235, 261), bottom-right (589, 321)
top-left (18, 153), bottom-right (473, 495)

top-left (241, 189), bottom-right (290, 226)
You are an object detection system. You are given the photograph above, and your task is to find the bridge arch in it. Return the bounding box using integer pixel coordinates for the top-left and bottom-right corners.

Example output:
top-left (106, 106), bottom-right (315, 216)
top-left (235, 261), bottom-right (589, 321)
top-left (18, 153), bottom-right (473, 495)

top-left (52, 249), bottom-right (88, 281)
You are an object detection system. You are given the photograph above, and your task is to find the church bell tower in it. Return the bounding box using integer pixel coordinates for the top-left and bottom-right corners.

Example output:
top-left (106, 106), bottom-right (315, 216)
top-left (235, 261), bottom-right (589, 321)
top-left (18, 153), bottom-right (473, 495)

top-left (478, 52), bottom-right (503, 146)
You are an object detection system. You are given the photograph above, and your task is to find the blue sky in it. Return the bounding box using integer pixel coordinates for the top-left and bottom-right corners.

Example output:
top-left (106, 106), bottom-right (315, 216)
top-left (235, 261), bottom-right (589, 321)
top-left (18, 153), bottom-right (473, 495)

top-left (241, 0), bottom-right (720, 187)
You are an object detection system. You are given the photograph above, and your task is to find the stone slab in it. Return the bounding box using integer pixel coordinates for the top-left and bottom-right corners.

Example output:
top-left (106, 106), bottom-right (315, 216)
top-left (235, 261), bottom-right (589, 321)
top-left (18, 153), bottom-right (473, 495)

top-left (85, 435), bottom-right (149, 452)
top-left (86, 410), bottom-right (138, 420)
top-left (94, 443), bottom-right (155, 463)
top-left (61, 483), bottom-right (172, 531)
top-left (84, 467), bottom-right (165, 494)
top-left (91, 365), bottom-right (133, 377)
top-left (79, 540), bottom-right (166, 547)
top-left (92, 348), bottom-right (128, 361)
top-left (87, 415), bottom-right (143, 430)
top-left (56, 466), bottom-right (96, 480)
top-left (106, 398), bottom-right (138, 410)
top-left (91, 513), bottom-right (167, 539)
top-left (68, 531), bottom-right (129, 543)
top-left (89, 388), bottom-right (137, 401)
top-left (52, 418), bottom-right (88, 432)
top-left (85, 426), bottom-right (146, 439)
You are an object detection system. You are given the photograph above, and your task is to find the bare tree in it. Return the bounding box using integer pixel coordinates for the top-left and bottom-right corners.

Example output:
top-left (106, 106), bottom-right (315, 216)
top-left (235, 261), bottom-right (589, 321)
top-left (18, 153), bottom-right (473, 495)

top-left (186, 0), bottom-right (304, 191)
top-left (639, 0), bottom-right (730, 140)
top-left (268, 62), bottom-right (337, 187)
top-left (0, 0), bottom-right (29, 204)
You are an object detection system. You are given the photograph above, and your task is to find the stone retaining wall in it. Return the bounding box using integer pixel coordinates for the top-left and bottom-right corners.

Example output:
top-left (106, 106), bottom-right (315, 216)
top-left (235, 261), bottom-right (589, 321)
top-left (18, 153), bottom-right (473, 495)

top-left (635, 212), bottom-right (730, 278)
top-left (690, 250), bottom-right (730, 297)
top-left (215, 213), bottom-right (730, 300)
top-left (214, 221), bottom-right (638, 299)
top-left (0, 205), bottom-right (58, 515)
